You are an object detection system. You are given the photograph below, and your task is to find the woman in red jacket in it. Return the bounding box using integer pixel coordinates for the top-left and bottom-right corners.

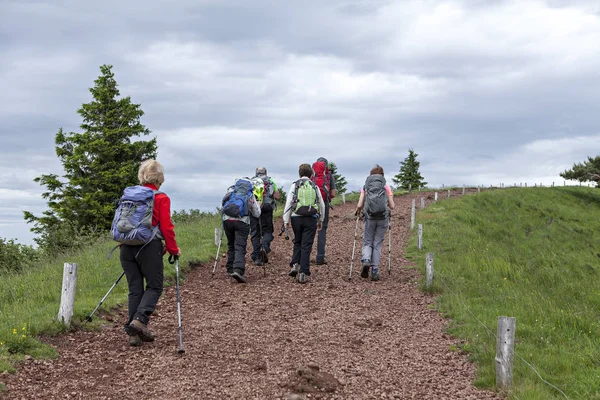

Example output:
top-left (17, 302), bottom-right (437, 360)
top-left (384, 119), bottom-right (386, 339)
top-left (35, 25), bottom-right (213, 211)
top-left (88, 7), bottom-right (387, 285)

top-left (122, 159), bottom-right (181, 346)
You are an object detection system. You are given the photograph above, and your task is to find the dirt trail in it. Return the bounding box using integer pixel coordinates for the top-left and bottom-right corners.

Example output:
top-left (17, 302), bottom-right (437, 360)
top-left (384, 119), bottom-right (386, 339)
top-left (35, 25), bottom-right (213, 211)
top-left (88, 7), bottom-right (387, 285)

top-left (3, 190), bottom-right (501, 399)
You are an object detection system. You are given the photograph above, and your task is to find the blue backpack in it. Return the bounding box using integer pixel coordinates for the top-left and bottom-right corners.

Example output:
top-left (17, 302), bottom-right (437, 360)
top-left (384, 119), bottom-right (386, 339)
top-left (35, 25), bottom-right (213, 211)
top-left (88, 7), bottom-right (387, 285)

top-left (222, 179), bottom-right (254, 218)
top-left (111, 186), bottom-right (164, 245)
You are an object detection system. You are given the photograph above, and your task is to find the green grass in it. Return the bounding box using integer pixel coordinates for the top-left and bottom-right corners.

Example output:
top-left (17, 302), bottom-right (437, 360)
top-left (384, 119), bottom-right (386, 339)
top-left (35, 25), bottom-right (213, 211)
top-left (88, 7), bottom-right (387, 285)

top-left (405, 186), bottom-right (600, 399)
top-left (4, 187), bottom-right (600, 398)
top-left (0, 211), bottom-right (221, 373)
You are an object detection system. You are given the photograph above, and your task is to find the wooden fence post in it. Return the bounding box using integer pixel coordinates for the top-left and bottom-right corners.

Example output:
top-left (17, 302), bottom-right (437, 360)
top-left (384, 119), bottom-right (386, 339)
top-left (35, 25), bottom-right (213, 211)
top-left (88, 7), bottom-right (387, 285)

top-left (420, 197), bottom-right (425, 209)
top-left (215, 228), bottom-right (221, 246)
top-left (496, 316), bottom-right (516, 391)
top-left (342, 192), bottom-right (346, 204)
top-left (417, 224), bottom-right (423, 249)
top-left (477, 186), bottom-right (481, 193)
top-left (408, 183), bottom-right (412, 192)
top-left (525, 182), bottom-right (527, 188)
top-left (447, 189), bottom-right (450, 199)
top-left (58, 263), bottom-right (78, 325)
top-left (411, 199), bottom-right (416, 230)
top-left (426, 252), bottom-right (434, 288)
top-left (434, 192), bottom-right (438, 202)
top-left (462, 186), bottom-right (465, 195)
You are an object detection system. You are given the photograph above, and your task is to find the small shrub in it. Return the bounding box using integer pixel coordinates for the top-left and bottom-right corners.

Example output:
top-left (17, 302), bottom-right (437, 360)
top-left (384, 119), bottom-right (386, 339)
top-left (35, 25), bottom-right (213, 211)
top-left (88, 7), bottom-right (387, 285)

top-left (0, 238), bottom-right (39, 274)
top-left (1, 325), bottom-right (37, 355)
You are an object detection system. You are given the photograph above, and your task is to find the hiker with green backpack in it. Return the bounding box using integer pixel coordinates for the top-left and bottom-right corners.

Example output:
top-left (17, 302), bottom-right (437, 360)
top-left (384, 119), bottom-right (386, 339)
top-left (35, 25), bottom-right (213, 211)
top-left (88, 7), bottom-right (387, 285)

top-left (250, 167), bottom-right (281, 266)
top-left (354, 165), bottom-right (395, 281)
top-left (221, 178), bottom-right (262, 283)
top-left (283, 163), bottom-right (326, 283)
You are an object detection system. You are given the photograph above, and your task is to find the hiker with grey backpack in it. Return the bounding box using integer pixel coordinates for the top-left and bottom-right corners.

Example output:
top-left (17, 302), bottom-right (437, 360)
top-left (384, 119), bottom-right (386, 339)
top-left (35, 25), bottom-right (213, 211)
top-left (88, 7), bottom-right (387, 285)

top-left (283, 163), bottom-right (326, 283)
top-left (221, 178), bottom-right (261, 283)
top-left (250, 167), bottom-right (281, 267)
top-left (354, 164), bottom-right (395, 281)
top-left (111, 159), bottom-right (181, 346)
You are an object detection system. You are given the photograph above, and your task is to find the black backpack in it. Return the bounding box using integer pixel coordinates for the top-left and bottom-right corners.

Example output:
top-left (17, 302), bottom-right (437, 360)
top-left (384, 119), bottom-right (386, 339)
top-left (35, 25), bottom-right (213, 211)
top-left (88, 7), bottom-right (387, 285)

top-left (364, 174), bottom-right (388, 219)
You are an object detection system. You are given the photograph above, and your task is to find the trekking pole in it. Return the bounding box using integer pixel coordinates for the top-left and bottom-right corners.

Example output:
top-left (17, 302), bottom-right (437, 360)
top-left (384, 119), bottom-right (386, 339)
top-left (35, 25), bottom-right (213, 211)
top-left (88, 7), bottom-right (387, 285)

top-left (388, 219), bottom-right (392, 276)
top-left (259, 220), bottom-right (266, 277)
top-left (169, 255), bottom-right (185, 354)
top-left (348, 216), bottom-right (360, 280)
top-left (85, 271), bottom-right (125, 323)
top-left (212, 226), bottom-right (223, 277)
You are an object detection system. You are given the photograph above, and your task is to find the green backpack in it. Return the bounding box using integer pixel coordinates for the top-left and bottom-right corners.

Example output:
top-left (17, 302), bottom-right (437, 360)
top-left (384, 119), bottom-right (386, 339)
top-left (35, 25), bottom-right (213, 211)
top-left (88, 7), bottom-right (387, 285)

top-left (293, 179), bottom-right (320, 216)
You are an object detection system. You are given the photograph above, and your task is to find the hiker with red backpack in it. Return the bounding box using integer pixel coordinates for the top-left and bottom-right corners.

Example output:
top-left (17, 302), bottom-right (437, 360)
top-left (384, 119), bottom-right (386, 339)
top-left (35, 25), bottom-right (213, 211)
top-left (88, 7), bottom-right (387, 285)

top-left (115, 159), bottom-right (181, 346)
top-left (221, 178), bottom-right (261, 283)
top-left (354, 165), bottom-right (395, 281)
top-left (283, 163), bottom-right (326, 283)
top-left (312, 157), bottom-right (337, 265)
top-left (250, 167), bottom-right (281, 266)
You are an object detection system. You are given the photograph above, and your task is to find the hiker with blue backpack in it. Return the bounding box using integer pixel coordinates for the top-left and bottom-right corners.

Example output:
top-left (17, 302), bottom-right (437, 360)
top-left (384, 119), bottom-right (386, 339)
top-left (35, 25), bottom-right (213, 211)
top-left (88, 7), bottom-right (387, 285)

top-left (354, 165), bottom-right (395, 281)
top-left (113, 159), bottom-right (181, 346)
top-left (283, 163), bottom-right (326, 283)
top-left (221, 178), bottom-right (261, 283)
top-left (312, 157), bottom-right (336, 265)
top-left (250, 167), bottom-right (281, 266)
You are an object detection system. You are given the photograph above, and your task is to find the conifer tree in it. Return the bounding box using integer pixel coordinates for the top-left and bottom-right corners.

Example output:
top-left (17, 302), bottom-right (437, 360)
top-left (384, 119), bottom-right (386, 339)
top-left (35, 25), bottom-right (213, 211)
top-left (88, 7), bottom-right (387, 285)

top-left (560, 156), bottom-right (600, 185)
top-left (24, 65), bottom-right (157, 251)
top-left (328, 162), bottom-right (348, 194)
top-left (392, 149), bottom-right (427, 191)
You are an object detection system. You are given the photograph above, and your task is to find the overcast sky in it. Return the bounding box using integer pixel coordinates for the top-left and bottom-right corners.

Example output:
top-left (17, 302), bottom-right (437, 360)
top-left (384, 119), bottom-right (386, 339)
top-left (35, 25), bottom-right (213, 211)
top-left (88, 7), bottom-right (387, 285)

top-left (2, 0), bottom-right (600, 246)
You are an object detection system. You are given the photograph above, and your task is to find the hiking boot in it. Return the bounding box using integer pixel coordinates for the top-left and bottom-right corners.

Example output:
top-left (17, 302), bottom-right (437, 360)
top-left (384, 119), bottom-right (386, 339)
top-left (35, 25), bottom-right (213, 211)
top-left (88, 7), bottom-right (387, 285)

top-left (370, 268), bottom-right (380, 281)
top-left (297, 272), bottom-right (308, 284)
top-left (253, 259), bottom-right (264, 267)
top-left (289, 263), bottom-right (299, 277)
top-left (231, 270), bottom-right (247, 283)
top-left (315, 258), bottom-right (328, 265)
top-left (260, 248), bottom-right (269, 263)
top-left (129, 319), bottom-right (155, 342)
top-left (129, 335), bottom-right (142, 347)
top-left (360, 265), bottom-right (370, 279)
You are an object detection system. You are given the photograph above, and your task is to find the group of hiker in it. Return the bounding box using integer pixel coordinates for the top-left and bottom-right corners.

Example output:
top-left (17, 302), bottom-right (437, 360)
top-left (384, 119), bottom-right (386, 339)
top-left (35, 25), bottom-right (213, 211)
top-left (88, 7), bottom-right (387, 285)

top-left (220, 157), bottom-right (336, 283)
top-left (112, 158), bottom-right (394, 346)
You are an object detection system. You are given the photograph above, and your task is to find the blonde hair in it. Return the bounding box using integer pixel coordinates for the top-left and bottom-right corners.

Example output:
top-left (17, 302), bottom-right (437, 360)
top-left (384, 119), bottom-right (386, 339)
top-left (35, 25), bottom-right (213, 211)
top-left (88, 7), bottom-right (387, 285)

top-left (138, 159), bottom-right (165, 186)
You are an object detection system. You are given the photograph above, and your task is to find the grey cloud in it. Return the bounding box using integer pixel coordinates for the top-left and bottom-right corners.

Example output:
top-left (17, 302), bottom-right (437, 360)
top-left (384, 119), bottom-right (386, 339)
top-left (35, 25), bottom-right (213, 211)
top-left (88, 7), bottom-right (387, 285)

top-left (2, 0), bottom-right (600, 245)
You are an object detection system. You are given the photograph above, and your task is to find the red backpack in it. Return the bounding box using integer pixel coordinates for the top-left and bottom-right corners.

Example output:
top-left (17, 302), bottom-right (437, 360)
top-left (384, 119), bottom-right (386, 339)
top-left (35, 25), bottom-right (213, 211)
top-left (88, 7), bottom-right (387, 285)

top-left (311, 161), bottom-right (331, 202)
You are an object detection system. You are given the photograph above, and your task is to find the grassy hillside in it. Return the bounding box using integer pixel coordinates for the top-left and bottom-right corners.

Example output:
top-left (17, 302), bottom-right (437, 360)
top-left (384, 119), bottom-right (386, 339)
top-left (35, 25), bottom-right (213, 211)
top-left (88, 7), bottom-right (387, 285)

top-left (2, 187), bottom-right (599, 398)
top-left (405, 186), bottom-right (600, 399)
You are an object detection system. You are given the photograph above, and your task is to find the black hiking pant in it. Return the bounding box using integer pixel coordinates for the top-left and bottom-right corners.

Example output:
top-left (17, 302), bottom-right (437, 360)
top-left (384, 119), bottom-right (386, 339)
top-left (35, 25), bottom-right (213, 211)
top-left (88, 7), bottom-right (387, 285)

top-left (224, 219), bottom-right (250, 275)
top-left (120, 240), bottom-right (164, 326)
top-left (250, 207), bottom-right (274, 261)
top-left (290, 216), bottom-right (318, 275)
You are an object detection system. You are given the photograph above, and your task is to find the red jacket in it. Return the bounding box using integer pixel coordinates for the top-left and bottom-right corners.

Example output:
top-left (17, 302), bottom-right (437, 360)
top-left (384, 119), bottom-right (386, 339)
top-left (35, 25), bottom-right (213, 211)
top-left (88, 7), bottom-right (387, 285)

top-left (144, 183), bottom-right (179, 255)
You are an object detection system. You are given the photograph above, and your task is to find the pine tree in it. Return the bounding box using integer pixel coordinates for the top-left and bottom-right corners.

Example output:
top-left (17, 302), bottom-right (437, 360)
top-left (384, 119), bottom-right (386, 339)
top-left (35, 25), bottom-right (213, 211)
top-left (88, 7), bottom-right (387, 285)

top-left (560, 155), bottom-right (600, 185)
top-left (328, 162), bottom-right (348, 194)
top-left (392, 149), bottom-right (427, 191)
top-left (24, 65), bottom-right (157, 252)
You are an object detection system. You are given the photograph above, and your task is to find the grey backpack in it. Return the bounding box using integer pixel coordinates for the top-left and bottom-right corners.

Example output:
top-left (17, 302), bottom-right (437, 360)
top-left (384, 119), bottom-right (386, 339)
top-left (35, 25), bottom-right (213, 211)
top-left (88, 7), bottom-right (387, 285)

top-left (364, 174), bottom-right (388, 219)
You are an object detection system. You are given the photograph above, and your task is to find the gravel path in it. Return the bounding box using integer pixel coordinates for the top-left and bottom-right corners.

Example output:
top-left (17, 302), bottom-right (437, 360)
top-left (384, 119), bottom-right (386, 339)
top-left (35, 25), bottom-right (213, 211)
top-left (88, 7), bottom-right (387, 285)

top-left (3, 190), bottom-right (502, 399)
